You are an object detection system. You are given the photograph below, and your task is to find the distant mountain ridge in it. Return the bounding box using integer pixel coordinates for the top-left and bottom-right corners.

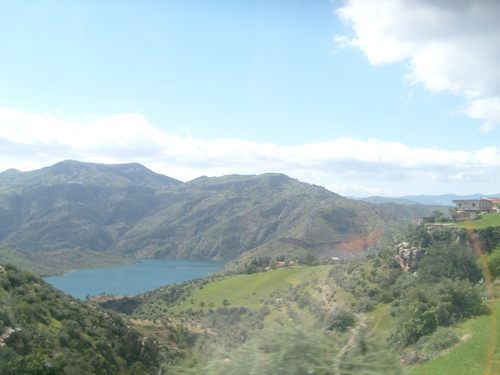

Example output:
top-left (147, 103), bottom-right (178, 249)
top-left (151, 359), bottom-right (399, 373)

top-left (0, 161), bottom-right (448, 275)
top-left (0, 159), bottom-right (182, 192)
top-left (350, 193), bottom-right (500, 206)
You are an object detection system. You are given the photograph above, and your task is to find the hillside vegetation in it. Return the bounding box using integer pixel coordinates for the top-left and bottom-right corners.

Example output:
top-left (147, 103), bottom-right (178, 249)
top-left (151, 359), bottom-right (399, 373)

top-left (0, 160), bottom-right (447, 275)
top-left (97, 223), bottom-right (497, 374)
top-left (1, 221), bottom-right (498, 373)
top-left (0, 263), bottom-right (162, 374)
top-left (409, 290), bottom-right (500, 375)
top-left (454, 212), bottom-right (500, 228)
top-left (0, 245), bottom-right (137, 277)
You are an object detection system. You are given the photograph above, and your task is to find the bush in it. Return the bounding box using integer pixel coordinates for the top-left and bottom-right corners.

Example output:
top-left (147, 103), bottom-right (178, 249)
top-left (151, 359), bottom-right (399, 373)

top-left (379, 291), bottom-right (394, 303)
top-left (260, 305), bottom-right (271, 316)
top-left (393, 279), bottom-right (486, 347)
top-left (296, 294), bottom-right (310, 309)
top-left (484, 247), bottom-right (500, 279)
top-left (421, 327), bottom-right (459, 353)
top-left (401, 327), bottom-right (459, 365)
top-left (355, 296), bottom-right (376, 313)
top-left (417, 243), bottom-right (482, 284)
top-left (325, 307), bottom-right (355, 332)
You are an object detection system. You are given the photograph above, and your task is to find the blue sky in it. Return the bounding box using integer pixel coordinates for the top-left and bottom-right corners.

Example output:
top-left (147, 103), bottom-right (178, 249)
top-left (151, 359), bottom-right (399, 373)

top-left (1, 0), bottom-right (500, 197)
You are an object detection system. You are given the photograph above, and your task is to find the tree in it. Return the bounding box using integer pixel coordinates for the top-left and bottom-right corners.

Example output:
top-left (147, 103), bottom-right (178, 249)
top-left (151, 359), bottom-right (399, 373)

top-left (325, 307), bottom-right (355, 332)
top-left (417, 243), bottom-right (482, 284)
top-left (302, 252), bottom-right (317, 265)
top-left (448, 207), bottom-right (458, 221)
top-left (393, 279), bottom-right (486, 347)
top-left (483, 246), bottom-right (500, 279)
top-left (429, 209), bottom-right (445, 223)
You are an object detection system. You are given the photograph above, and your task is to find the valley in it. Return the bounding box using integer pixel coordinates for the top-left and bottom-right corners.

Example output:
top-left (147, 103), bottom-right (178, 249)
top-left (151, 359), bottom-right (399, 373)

top-left (0, 161), bottom-right (498, 374)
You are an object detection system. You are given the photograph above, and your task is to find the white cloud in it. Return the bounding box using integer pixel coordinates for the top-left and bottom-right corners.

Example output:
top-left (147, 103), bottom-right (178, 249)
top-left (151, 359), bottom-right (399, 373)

top-left (1, 107), bottom-right (500, 195)
top-left (336, 0), bottom-right (500, 130)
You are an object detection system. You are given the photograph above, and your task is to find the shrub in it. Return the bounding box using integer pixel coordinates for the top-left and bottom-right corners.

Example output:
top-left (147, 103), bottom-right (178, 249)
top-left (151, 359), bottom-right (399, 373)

top-left (379, 291), bottom-right (394, 303)
top-left (421, 327), bottom-right (459, 353)
top-left (484, 247), bottom-right (500, 279)
top-left (355, 296), bottom-right (376, 313)
top-left (417, 243), bottom-right (482, 284)
top-left (393, 279), bottom-right (486, 347)
top-left (296, 294), bottom-right (310, 309)
top-left (325, 307), bottom-right (355, 332)
top-left (260, 305), bottom-right (271, 316)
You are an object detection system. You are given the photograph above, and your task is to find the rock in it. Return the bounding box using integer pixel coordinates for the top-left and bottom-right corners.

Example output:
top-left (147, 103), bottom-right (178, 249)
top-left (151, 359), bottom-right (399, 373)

top-left (394, 242), bottom-right (425, 272)
top-left (0, 327), bottom-right (23, 349)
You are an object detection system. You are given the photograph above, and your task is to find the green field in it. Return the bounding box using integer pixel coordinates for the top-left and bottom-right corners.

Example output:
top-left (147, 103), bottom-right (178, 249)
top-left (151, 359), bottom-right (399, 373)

top-left (367, 303), bottom-right (398, 346)
top-left (454, 213), bottom-right (500, 229)
top-left (166, 265), bottom-right (332, 314)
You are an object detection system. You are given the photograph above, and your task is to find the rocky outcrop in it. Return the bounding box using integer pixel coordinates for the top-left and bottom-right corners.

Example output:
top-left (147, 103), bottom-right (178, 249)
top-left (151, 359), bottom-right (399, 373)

top-left (0, 327), bottom-right (23, 349)
top-left (394, 242), bottom-right (425, 272)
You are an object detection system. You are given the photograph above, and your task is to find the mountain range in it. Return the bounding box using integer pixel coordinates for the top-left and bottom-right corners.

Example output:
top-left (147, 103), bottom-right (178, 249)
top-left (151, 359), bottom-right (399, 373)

top-left (0, 160), bottom-right (448, 275)
top-left (351, 193), bottom-right (500, 206)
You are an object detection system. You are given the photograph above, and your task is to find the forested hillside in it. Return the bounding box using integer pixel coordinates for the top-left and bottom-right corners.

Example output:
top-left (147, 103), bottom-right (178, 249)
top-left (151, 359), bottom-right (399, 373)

top-left (0, 160), bottom-right (449, 275)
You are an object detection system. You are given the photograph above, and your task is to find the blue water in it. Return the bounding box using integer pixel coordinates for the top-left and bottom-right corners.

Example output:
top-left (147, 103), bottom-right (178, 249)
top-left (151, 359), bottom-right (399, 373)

top-left (44, 259), bottom-right (227, 300)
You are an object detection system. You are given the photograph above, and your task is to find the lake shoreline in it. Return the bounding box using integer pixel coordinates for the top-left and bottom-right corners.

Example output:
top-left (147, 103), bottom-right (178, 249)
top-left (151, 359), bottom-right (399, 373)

top-left (43, 258), bottom-right (227, 300)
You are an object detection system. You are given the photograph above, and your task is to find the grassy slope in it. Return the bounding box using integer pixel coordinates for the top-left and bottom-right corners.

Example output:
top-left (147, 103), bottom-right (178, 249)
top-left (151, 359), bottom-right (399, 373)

top-left (117, 244), bottom-right (497, 374)
top-left (409, 281), bottom-right (500, 375)
top-left (132, 257), bottom-right (496, 372)
top-left (140, 265), bottom-right (333, 315)
top-left (454, 213), bottom-right (500, 229)
top-left (127, 262), bottom-right (413, 375)
top-left (366, 303), bottom-right (398, 346)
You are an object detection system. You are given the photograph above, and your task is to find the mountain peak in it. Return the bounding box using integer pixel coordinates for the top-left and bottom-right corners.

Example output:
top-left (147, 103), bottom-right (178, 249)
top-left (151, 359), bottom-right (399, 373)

top-left (0, 168), bottom-right (21, 176)
top-left (1, 160), bottom-right (183, 189)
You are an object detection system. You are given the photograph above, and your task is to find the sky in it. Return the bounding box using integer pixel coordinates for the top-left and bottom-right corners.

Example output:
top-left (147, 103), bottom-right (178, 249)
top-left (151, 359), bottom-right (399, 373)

top-left (1, 0), bottom-right (500, 197)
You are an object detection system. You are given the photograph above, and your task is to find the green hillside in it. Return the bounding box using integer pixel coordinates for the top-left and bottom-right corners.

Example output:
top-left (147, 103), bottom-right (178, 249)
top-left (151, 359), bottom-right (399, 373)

top-left (0, 159), bottom-right (181, 194)
top-left (410, 286), bottom-right (500, 375)
top-left (454, 212), bottom-right (500, 228)
top-left (116, 264), bottom-right (405, 374)
top-left (0, 161), bottom-right (450, 276)
top-left (0, 263), bottom-right (162, 374)
top-left (1, 221), bottom-right (498, 374)
top-left (0, 245), bottom-right (137, 277)
top-left (97, 223), bottom-right (497, 374)
top-left (111, 173), bottom-right (393, 261)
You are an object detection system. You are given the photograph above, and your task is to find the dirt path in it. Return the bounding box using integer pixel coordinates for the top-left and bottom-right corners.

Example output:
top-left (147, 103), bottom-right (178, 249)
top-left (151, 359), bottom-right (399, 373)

top-left (334, 314), bottom-right (369, 375)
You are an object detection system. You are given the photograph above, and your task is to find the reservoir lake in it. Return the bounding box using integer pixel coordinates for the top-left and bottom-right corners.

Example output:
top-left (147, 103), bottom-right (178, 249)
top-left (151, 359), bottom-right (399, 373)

top-left (44, 259), bottom-right (227, 300)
